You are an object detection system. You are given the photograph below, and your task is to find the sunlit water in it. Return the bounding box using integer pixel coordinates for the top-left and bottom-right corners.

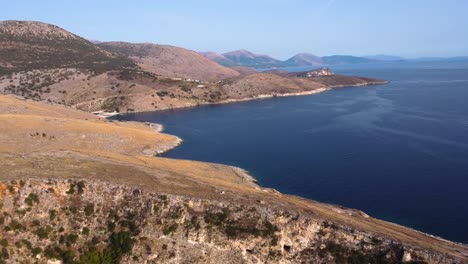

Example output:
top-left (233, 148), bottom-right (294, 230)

top-left (114, 61), bottom-right (468, 243)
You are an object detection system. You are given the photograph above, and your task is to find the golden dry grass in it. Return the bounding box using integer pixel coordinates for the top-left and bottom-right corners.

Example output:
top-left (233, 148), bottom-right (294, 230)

top-left (0, 114), bottom-right (176, 156)
top-left (0, 95), bottom-right (96, 119)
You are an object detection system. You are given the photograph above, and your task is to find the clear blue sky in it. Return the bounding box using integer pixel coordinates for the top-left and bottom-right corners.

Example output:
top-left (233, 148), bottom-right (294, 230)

top-left (2, 0), bottom-right (467, 59)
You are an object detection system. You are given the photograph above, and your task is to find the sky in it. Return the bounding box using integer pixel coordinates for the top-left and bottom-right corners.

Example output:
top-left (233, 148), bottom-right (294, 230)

top-left (2, 0), bottom-right (468, 59)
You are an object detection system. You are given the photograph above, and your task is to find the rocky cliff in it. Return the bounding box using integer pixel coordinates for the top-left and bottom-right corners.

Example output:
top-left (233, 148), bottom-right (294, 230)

top-left (0, 179), bottom-right (463, 264)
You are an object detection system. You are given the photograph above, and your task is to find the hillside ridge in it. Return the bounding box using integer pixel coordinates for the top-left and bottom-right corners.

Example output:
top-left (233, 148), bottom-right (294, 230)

top-left (98, 41), bottom-right (240, 81)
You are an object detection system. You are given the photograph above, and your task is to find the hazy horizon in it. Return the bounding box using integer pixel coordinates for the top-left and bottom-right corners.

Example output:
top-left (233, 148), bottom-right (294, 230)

top-left (2, 0), bottom-right (468, 60)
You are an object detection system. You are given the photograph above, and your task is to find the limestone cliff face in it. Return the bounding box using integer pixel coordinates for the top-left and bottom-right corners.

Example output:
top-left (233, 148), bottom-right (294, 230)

top-left (0, 179), bottom-right (461, 263)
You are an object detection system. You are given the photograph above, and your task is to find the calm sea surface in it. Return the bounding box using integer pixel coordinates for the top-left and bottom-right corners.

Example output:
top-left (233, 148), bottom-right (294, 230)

top-left (114, 61), bottom-right (468, 243)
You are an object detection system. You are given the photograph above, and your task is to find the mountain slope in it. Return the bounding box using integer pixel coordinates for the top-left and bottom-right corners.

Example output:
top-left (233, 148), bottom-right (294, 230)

top-left (221, 49), bottom-right (283, 68)
top-left (99, 42), bottom-right (239, 81)
top-left (199, 51), bottom-right (236, 67)
top-left (284, 53), bottom-right (323, 67)
top-left (0, 20), bottom-right (135, 75)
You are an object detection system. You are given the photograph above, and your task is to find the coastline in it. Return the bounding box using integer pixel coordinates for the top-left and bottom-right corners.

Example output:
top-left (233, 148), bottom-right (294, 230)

top-left (123, 104), bottom-right (468, 252)
top-left (107, 80), bottom-right (389, 187)
top-left (106, 80), bottom-right (388, 168)
top-left (101, 80), bottom-right (389, 117)
top-left (106, 77), bottom-right (468, 248)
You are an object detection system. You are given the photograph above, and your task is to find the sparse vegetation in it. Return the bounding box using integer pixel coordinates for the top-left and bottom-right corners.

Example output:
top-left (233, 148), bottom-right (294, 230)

top-left (163, 223), bottom-right (178, 235)
top-left (24, 193), bottom-right (39, 206)
top-left (84, 203), bottom-right (94, 216)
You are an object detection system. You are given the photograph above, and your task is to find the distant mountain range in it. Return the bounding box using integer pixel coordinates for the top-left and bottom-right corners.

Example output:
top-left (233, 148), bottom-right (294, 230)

top-left (200, 49), bottom-right (282, 68)
top-left (200, 50), bottom-right (468, 69)
top-left (283, 53), bottom-right (323, 67)
top-left (199, 50), bottom-right (401, 69)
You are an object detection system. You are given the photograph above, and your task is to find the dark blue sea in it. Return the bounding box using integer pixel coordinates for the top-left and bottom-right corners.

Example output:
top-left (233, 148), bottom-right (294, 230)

top-left (114, 61), bottom-right (468, 243)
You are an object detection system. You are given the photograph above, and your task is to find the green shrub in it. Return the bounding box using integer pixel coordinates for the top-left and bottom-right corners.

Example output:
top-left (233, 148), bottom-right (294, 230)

top-left (31, 247), bottom-right (42, 257)
top-left (263, 221), bottom-right (278, 237)
top-left (0, 239), bottom-right (8, 247)
top-left (190, 216), bottom-right (201, 230)
top-left (163, 223), bottom-right (178, 235)
top-left (84, 204), bottom-right (94, 216)
top-left (271, 237), bottom-right (278, 246)
top-left (69, 206), bottom-right (78, 214)
top-left (21, 239), bottom-right (32, 249)
top-left (109, 231), bottom-right (135, 262)
top-left (1, 247), bottom-right (9, 260)
top-left (77, 181), bottom-right (86, 195)
top-left (35, 226), bottom-right (52, 239)
top-left (66, 183), bottom-right (76, 194)
top-left (107, 221), bottom-right (116, 232)
top-left (7, 220), bottom-right (24, 231)
top-left (24, 193), bottom-right (39, 206)
top-left (67, 233), bottom-right (79, 244)
top-left (31, 219), bottom-right (41, 227)
top-left (204, 208), bottom-right (229, 226)
top-left (49, 209), bottom-right (57, 221)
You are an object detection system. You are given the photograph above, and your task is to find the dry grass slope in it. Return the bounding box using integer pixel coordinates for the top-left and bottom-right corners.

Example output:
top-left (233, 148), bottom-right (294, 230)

top-left (99, 42), bottom-right (240, 81)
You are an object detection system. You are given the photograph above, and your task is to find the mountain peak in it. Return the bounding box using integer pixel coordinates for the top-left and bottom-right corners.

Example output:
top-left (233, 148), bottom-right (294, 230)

top-left (223, 49), bottom-right (258, 58)
top-left (0, 20), bottom-right (79, 40)
top-left (220, 49), bottom-right (282, 68)
top-left (0, 20), bottom-right (135, 73)
top-left (284, 53), bottom-right (322, 67)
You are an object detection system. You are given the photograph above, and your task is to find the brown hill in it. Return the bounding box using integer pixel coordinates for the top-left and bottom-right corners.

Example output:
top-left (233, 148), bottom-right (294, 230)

top-left (199, 51), bottom-right (235, 67)
top-left (284, 53), bottom-right (323, 67)
top-left (222, 49), bottom-right (283, 68)
top-left (0, 21), bottom-right (135, 75)
top-left (99, 42), bottom-right (239, 81)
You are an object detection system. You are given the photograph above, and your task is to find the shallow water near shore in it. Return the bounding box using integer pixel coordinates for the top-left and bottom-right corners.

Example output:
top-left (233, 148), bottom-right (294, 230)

top-left (115, 61), bottom-right (468, 243)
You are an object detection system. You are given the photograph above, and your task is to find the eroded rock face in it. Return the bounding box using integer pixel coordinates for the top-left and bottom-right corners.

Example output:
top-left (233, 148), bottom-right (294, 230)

top-left (0, 179), bottom-right (459, 263)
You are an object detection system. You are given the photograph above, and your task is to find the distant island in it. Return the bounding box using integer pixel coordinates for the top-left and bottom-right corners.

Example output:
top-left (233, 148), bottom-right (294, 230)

top-left (0, 20), bottom-right (467, 263)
